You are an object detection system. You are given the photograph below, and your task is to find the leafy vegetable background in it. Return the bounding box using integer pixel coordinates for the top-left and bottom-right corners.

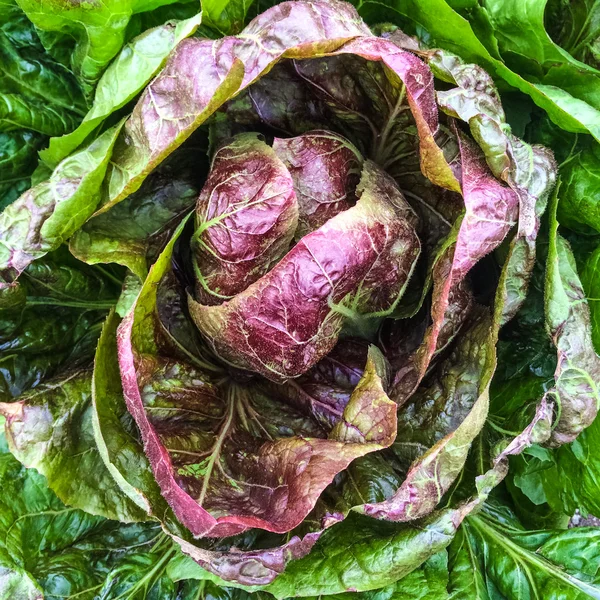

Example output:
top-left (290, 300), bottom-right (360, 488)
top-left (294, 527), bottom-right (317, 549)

top-left (2, 0), bottom-right (600, 598)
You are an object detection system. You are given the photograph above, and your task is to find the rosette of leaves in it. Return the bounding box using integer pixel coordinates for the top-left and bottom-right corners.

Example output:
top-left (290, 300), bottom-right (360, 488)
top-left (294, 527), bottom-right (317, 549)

top-left (4, 0), bottom-right (600, 595)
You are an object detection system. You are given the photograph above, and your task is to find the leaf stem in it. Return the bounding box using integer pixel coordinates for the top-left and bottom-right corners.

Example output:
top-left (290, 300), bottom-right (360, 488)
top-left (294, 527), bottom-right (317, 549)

top-left (26, 297), bottom-right (117, 309)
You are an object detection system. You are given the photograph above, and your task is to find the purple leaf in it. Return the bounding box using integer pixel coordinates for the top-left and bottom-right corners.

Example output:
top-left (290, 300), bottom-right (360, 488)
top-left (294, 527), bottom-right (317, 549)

top-left (117, 220), bottom-right (397, 539)
top-left (429, 50), bottom-right (557, 323)
top-left (98, 0), bottom-right (371, 214)
top-left (392, 129), bottom-right (518, 402)
top-left (273, 131), bottom-right (362, 237)
top-left (193, 134), bottom-right (298, 304)
top-left (189, 161), bottom-right (420, 381)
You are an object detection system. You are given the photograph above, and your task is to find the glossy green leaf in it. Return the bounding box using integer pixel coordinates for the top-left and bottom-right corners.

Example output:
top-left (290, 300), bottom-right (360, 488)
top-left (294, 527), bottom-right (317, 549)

top-left (0, 427), bottom-right (197, 600)
top-left (0, 92), bottom-right (79, 135)
top-left (0, 121), bottom-right (123, 281)
top-left (449, 503), bottom-right (600, 600)
top-left (0, 250), bottom-right (118, 401)
top-left (0, 130), bottom-right (44, 210)
top-left (0, 28), bottom-right (85, 117)
top-left (168, 510), bottom-right (462, 597)
top-left (0, 367), bottom-right (149, 522)
top-left (202, 0), bottom-right (253, 34)
top-left (41, 14), bottom-right (202, 168)
top-left (483, 0), bottom-right (595, 70)
top-left (15, 0), bottom-right (196, 97)
top-left (272, 553), bottom-right (450, 600)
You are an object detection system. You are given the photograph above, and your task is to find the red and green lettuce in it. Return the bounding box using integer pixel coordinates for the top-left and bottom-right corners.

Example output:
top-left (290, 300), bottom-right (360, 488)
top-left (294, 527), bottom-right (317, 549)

top-left (2, 0), bottom-right (600, 598)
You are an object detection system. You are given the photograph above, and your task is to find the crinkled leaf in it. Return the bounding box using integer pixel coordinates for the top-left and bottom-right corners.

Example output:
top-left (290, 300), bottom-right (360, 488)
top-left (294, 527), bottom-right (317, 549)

top-left (545, 195), bottom-right (600, 446)
top-left (70, 145), bottom-right (203, 279)
top-left (122, 322), bottom-right (396, 539)
top-left (0, 122), bottom-right (123, 282)
top-left (189, 160), bottom-right (419, 381)
top-left (269, 337), bottom-right (372, 432)
top-left (430, 50), bottom-right (557, 325)
top-left (119, 217), bottom-right (397, 541)
top-left (392, 129), bottom-right (518, 401)
top-left (15, 0), bottom-right (195, 97)
top-left (193, 133), bottom-right (298, 303)
top-left (0, 130), bottom-right (45, 210)
top-left (0, 368), bottom-right (149, 522)
top-left (220, 61), bottom-right (330, 137)
top-left (171, 532), bottom-right (323, 588)
top-left (361, 310), bottom-right (494, 521)
top-left (40, 14), bottom-right (202, 168)
top-left (273, 130), bottom-right (362, 238)
top-left (98, 0), bottom-right (371, 214)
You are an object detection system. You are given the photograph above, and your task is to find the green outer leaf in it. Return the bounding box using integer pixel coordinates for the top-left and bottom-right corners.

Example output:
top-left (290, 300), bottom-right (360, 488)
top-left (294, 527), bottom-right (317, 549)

top-left (0, 425), bottom-right (187, 600)
top-left (534, 83), bottom-right (600, 139)
top-left (365, 0), bottom-right (600, 140)
top-left (483, 0), bottom-right (597, 71)
top-left (0, 28), bottom-right (85, 116)
top-left (15, 0), bottom-right (188, 97)
top-left (558, 142), bottom-right (600, 234)
top-left (0, 369), bottom-right (149, 522)
top-left (518, 417), bottom-right (600, 523)
top-left (94, 1), bottom-right (372, 215)
top-left (544, 189), bottom-right (600, 445)
top-left (458, 509), bottom-right (600, 599)
top-left (447, 527), bottom-right (489, 600)
top-left (0, 130), bottom-right (45, 210)
top-left (41, 14), bottom-right (202, 168)
top-left (202, 0), bottom-right (253, 34)
top-left (0, 121), bottom-right (123, 281)
top-left (311, 552), bottom-right (450, 600)
top-left (92, 309), bottom-right (169, 518)
top-left (0, 92), bottom-right (79, 135)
